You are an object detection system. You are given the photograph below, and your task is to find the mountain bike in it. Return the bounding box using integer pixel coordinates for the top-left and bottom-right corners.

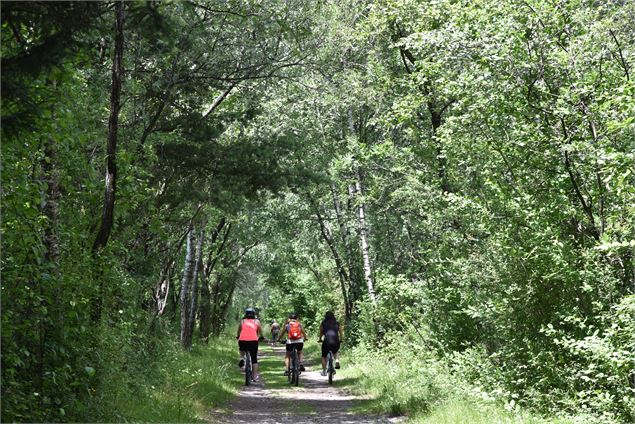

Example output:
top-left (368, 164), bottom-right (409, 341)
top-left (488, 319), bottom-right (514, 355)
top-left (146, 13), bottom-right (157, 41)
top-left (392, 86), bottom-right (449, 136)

top-left (244, 351), bottom-right (253, 386)
top-left (326, 350), bottom-right (335, 384)
top-left (287, 344), bottom-right (300, 386)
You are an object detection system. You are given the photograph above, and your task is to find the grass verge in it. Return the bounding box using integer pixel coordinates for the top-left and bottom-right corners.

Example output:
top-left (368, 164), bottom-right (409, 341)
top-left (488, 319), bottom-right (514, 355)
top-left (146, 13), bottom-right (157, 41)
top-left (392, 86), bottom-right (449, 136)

top-left (116, 337), bottom-right (242, 422)
top-left (336, 347), bottom-right (575, 424)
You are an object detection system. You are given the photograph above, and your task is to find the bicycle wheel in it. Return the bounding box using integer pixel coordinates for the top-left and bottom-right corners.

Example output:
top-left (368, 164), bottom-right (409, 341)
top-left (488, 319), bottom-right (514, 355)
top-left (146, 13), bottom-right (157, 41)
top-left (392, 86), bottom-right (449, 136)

top-left (292, 349), bottom-right (299, 386)
top-left (244, 353), bottom-right (252, 386)
top-left (327, 351), bottom-right (334, 385)
top-left (287, 348), bottom-right (292, 384)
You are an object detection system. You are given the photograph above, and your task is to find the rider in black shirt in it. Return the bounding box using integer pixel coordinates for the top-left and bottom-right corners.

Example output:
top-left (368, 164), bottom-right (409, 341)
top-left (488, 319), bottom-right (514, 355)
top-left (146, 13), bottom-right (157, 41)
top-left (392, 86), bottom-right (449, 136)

top-left (317, 311), bottom-right (343, 376)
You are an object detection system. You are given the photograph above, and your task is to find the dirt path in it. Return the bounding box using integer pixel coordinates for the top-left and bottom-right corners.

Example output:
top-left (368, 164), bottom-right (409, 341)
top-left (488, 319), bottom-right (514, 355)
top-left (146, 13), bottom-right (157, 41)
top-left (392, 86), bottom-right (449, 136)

top-left (208, 344), bottom-right (402, 423)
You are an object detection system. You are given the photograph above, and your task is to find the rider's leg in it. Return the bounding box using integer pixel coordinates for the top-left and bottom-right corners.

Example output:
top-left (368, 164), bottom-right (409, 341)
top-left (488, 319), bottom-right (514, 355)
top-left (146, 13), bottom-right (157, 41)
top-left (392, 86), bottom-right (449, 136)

top-left (284, 352), bottom-right (290, 369)
top-left (251, 346), bottom-right (260, 380)
top-left (238, 349), bottom-right (245, 367)
top-left (298, 344), bottom-right (306, 371)
top-left (252, 363), bottom-right (259, 379)
top-left (320, 343), bottom-right (327, 371)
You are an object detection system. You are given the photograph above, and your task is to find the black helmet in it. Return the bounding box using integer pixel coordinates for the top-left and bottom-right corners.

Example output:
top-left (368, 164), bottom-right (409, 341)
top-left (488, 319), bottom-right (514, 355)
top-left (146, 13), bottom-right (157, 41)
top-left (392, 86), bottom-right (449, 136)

top-left (288, 312), bottom-right (298, 320)
top-left (245, 308), bottom-right (256, 319)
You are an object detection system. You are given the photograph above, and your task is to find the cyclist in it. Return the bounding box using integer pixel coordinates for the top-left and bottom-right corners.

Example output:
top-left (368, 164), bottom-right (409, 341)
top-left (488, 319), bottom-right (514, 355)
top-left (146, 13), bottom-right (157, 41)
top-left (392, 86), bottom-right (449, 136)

top-left (318, 311), bottom-right (343, 376)
top-left (277, 313), bottom-right (307, 375)
top-left (270, 319), bottom-right (281, 345)
top-left (236, 307), bottom-right (262, 381)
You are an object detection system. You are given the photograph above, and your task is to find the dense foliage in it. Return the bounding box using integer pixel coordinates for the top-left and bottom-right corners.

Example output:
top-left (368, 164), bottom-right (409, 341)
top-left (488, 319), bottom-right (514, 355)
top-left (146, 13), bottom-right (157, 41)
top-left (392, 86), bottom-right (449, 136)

top-left (2, 0), bottom-right (634, 422)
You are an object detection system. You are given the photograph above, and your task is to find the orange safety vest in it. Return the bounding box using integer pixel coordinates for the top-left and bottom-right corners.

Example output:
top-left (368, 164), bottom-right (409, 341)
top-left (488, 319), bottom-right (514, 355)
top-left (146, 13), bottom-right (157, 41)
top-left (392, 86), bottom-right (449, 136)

top-left (239, 319), bottom-right (259, 341)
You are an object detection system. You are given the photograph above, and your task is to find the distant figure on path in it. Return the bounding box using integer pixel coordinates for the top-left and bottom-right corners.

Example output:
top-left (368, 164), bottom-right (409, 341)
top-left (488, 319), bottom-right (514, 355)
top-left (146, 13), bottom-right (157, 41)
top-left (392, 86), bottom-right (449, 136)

top-left (270, 319), bottom-right (281, 345)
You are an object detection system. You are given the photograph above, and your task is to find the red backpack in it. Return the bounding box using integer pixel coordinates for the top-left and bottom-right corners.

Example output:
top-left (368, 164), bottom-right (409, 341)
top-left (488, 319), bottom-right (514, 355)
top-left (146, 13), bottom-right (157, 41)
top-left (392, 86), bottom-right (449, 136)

top-left (288, 320), bottom-right (302, 340)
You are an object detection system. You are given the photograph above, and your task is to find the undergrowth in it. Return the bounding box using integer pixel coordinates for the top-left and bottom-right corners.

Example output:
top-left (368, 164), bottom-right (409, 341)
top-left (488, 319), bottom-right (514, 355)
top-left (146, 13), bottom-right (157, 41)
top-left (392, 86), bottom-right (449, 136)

top-left (123, 338), bottom-right (241, 422)
top-left (93, 327), bottom-right (241, 422)
top-left (337, 344), bottom-right (591, 424)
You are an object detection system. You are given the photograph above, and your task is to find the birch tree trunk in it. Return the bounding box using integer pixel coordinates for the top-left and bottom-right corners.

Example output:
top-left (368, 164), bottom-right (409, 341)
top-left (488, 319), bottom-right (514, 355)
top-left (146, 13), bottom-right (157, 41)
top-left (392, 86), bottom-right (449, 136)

top-left (353, 167), bottom-right (377, 304)
top-left (93, 0), bottom-right (124, 253)
top-left (180, 227), bottom-right (196, 350)
top-left (154, 258), bottom-right (175, 316)
top-left (331, 183), bottom-right (357, 319)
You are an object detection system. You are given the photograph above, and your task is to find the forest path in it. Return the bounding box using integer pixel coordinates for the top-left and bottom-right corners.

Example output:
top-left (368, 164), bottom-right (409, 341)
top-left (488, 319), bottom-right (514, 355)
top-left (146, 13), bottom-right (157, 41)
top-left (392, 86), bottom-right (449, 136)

top-left (208, 343), bottom-right (402, 423)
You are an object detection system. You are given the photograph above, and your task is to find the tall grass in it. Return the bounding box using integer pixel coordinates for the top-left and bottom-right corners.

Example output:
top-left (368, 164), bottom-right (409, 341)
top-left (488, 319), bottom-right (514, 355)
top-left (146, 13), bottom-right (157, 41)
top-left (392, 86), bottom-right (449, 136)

top-left (337, 345), bottom-right (577, 424)
top-left (94, 332), bottom-right (242, 422)
top-left (124, 338), bottom-right (241, 422)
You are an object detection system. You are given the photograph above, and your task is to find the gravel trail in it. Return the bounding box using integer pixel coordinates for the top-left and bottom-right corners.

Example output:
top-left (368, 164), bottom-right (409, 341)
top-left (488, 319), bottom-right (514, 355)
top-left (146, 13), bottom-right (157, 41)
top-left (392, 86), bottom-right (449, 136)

top-left (208, 344), bottom-right (402, 423)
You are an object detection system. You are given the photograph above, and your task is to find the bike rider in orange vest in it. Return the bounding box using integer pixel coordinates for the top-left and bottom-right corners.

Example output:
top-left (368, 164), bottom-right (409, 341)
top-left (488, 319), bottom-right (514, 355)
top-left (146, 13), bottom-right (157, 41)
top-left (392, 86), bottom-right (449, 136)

top-left (236, 308), bottom-right (262, 381)
top-left (277, 312), bottom-right (307, 375)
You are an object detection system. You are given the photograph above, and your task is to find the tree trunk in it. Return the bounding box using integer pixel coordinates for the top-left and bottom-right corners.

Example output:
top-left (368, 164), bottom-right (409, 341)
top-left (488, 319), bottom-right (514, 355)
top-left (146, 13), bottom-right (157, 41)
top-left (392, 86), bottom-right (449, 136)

top-left (346, 183), bottom-right (363, 302)
top-left (199, 218), bottom-right (227, 342)
top-left (199, 278), bottom-right (211, 342)
top-left (93, 0), bottom-right (124, 253)
top-left (154, 258), bottom-right (174, 316)
top-left (331, 183), bottom-right (357, 320)
top-left (353, 167), bottom-right (377, 304)
top-left (201, 220), bottom-right (231, 340)
top-left (210, 274), bottom-right (224, 337)
top-left (187, 228), bottom-right (205, 341)
top-left (218, 280), bottom-right (237, 333)
top-left (215, 247), bottom-right (253, 334)
top-left (427, 106), bottom-right (450, 193)
top-left (308, 192), bottom-right (351, 322)
top-left (155, 228), bottom-right (190, 316)
top-left (180, 226), bottom-right (196, 350)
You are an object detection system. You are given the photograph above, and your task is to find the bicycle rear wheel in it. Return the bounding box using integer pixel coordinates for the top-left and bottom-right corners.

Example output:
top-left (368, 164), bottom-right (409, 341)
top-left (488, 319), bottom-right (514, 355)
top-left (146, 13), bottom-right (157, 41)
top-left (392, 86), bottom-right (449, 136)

top-left (287, 349), bottom-right (292, 384)
top-left (327, 351), bottom-right (334, 384)
top-left (244, 353), bottom-right (252, 386)
top-left (292, 349), bottom-right (300, 386)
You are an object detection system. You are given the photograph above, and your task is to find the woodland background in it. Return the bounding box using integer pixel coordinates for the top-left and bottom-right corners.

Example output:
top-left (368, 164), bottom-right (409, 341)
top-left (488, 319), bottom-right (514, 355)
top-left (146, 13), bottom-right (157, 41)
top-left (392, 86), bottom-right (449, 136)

top-left (2, 1), bottom-right (634, 422)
